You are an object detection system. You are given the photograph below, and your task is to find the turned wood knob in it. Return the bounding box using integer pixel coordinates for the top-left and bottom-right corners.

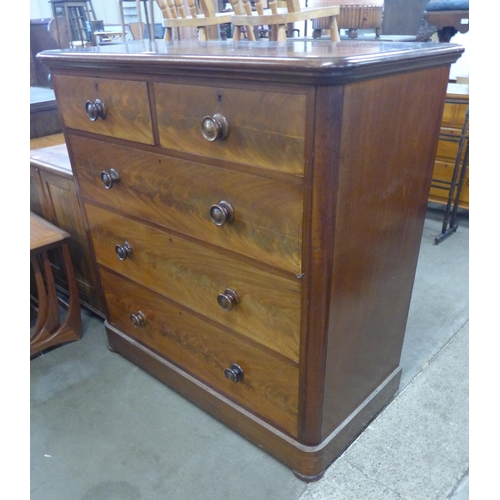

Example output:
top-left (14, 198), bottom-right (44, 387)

top-left (224, 363), bottom-right (244, 383)
top-left (101, 168), bottom-right (120, 189)
top-left (85, 99), bottom-right (106, 121)
top-left (201, 113), bottom-right (229, 142)
top-left (130, 311), bottom-right (147, 328)
top-left (209, 201), bottom-right (234, 226)
top-left (217, 288), bottom-right (239, 311)
top-left (115, 242), bottom-right (132, 261)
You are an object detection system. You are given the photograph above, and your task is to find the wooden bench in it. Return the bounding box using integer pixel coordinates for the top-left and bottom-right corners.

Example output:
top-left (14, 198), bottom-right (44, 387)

top-left (31, 212), bottom-right (82, 357)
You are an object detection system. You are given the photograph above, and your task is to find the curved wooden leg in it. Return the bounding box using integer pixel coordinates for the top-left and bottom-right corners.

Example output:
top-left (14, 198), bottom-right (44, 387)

top-left (30, 243), bottom-right (82, 358)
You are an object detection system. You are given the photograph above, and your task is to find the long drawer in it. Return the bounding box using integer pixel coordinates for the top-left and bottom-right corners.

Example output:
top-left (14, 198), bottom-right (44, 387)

top-left (87, 204), bottom-right (301, 362)
top-left (154, 82), bottom-right (307, 175)
top-left (69, 134), bottom-right (303, 274)
top-left (101, 268), bottom-right (299, 436)
top-left (53, 75), bottom-right (154, 144)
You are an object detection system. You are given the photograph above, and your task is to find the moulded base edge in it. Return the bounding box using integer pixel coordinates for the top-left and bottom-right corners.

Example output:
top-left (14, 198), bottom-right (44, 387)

top-left (105, 321), bottom-right (402, 480)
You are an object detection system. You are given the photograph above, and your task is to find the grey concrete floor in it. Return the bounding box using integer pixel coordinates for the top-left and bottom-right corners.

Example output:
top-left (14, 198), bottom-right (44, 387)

top-left (30, 208), bottom-right (469, 500)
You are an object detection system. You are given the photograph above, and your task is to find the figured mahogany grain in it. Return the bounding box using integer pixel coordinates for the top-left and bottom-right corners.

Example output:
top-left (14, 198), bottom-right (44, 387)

top-left (86, 204), bottom-right (302, 362)
top-left (69, 134), bottom-right (303, 274)
top-left (101, 268), bottom-right (299, 436)
top-left (154, 82), bottom-right (307, 175)
top-left (53, 75), bottom-right (154, 144)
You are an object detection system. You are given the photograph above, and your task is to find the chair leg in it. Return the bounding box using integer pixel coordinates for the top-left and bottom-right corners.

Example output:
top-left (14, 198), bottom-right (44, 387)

top-left (330, 16), bottom-right (340, 41)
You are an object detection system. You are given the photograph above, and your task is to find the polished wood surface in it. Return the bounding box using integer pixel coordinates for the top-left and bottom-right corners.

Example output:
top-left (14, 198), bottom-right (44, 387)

top-left (53, 75), bottom-right (154, 144)
top-left (102, 268), bottom-right (299, 435)
top-left (30, 212), bottom-right (82, 357)
top-left (31, 212), bottom-right (70, 252)
top-left (30, 144), bottom-right (106, 315)
top-left (429, 82), bottom-right (469, 208)
top-left (86, 203), bottom-right (301, 361)
top-left (40, 40), bottom-right (463, 479)
top-left (69, 134), bottom-right (304, 273)
top-left (30, 133), bottom-right (66, 149)
top-left (154, 81), bottom-right (308, 175)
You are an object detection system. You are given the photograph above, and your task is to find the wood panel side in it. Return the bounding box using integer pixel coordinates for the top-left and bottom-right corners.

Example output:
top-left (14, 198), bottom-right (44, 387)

top-left (321, 66), bottom-right (451, 439)
top-left (298, 85), bottom-right (344, 445)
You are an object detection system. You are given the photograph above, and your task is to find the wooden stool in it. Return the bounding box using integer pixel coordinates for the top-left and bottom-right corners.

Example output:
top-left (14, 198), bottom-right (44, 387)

top-left (30, 212), bottom-right (82, 357)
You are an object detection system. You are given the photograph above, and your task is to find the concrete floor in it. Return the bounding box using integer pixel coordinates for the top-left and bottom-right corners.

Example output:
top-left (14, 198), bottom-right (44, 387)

top-left (30, 208), bottom-right (469, 500)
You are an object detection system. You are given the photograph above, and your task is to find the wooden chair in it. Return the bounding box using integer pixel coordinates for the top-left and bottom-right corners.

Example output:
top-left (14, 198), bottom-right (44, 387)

top-left (119, 0), bottom-right (156, 41)
top-left (30, 212), bottom-right (82, 358)
top-left (230, 0), bottom-right (341, 41)
top-left (156, 0), bottom-right (233, 41)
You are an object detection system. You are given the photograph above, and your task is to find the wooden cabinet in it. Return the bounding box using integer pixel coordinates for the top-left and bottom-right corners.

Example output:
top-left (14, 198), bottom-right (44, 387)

top-left (429, 83), bottom-right (469, 209)
top-left (30, 144), bottom-right (105, 316)
top-left (39, 40), bottom-right (462, 480)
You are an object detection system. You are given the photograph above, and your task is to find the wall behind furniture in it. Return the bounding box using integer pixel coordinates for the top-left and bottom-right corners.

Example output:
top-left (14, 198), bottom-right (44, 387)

top-left (29, 0), bottom-right (166, 25)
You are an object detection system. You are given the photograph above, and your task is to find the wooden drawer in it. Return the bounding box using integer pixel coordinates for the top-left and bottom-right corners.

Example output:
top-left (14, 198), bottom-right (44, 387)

top-left (86, 204), bottom-right (301, 362)
top-left (429, 159), bottom-right (469, 208)
top-left (441, 101), bottom-right (468, 129)
top-left (53, 75), bottom-right (154, 144)
top-left (69, 134), bottom-right (303, 274)
top-left (100, 268), bottom-right (299, 436)
top-left (154, 82), bottom-right (307, 176)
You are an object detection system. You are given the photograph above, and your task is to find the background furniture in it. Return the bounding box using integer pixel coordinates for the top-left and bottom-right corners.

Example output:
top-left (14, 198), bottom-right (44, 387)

top-left (50, 0), bottom-right (97, 46)
top-left (417, 0), bottom-right (469, 42)
top-left (31, 213), bottom-right (82, 358)
top-left (429, 82), bottom-right (469, 243)
top-left (309, 0), bottom-right (383, 39)
top-left (230, 0), bottom-right (340, 41)
top-left (119, 0), bottom-right (156, 40)
top-left (40, 39), bottom-right (462, 480)
top-left (30, 144), bottom-right (106, 316)
top-left (157, 0), bottom-right (232, 41)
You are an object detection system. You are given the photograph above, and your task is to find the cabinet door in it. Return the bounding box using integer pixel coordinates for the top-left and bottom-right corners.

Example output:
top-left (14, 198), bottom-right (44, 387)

top-left (30, 166), bottom-right (45, 217)
top-left (37, 169), bottom-right (105, 315)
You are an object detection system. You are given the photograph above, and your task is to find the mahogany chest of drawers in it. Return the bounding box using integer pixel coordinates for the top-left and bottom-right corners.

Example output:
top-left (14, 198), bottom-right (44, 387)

top-left (40, 40), bottom-right (462, 480)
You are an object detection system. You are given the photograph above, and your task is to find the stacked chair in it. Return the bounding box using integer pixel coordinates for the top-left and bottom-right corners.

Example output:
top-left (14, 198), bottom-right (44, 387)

top-left (155, 0), bottom-right (341, 42)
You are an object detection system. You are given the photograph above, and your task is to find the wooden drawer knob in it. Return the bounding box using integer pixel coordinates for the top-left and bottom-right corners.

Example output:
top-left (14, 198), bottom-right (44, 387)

top-left (130, 311), bottom-right (147, 328)
top-left (115, 242), bottom-right (132, 261)
top-left (85, 99), bottom-right (106, 121)
top-left (217, 288), bottom-right (239, 311)
top-left (201, 113), bottom-right (229, 142)
top-left (224, 363), bottom-right (244, 383)
top-left (209, 201), bottom-right (234, 226)
top-left (101, 168), bottom-right (120, 189)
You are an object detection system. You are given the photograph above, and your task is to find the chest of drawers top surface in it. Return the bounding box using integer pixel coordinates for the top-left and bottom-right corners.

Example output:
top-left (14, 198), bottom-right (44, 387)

top-left (39, 39), bottom-right (463, 82)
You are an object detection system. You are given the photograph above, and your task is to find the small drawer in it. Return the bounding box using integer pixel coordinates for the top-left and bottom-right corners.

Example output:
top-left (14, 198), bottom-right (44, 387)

top-left (69, 134), bottom-right (303, 274)
top-left (87, 204), bottom-right (301, 362)
top-left (154, 82), bottom-right (307, 176)
top-left (53, 75), bottom-right (154, 144)
top-left (100, 268), bottom-right (299, 436)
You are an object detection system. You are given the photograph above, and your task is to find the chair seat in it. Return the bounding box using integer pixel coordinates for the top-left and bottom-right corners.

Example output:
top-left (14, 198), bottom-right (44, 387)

top-left (425, 0), bottom-right (469, 12)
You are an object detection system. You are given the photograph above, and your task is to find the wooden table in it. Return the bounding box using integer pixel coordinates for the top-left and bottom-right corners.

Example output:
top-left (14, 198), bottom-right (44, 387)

top-left (30, 212), bottom-right (82, 357)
